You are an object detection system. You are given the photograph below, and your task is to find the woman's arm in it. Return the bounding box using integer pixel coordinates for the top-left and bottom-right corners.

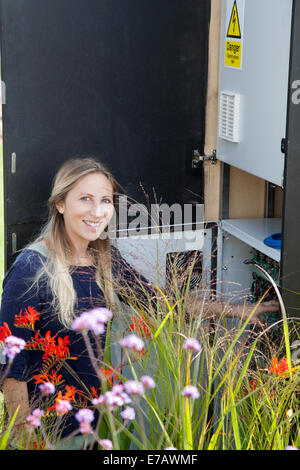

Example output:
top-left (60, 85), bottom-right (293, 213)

top-left (2, 378), bottom-right (31, 433)
top-left (187, 294), bottom-right (279, 323)
top-left (111, 245), bottom-right (158, 309)
top-left (0, 250), bottom-right (44, 395)
top-left (111, 246), bottom-right (280, 322)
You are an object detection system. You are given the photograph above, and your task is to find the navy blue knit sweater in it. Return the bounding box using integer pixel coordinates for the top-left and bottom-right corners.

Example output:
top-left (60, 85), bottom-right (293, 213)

top-left (0, 244), bottom-right (154, 437)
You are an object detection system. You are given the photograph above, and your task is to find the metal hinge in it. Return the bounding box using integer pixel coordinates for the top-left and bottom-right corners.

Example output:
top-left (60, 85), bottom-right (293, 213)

top-left (11, 152), bottom-right (17, 173)
top-left (281, 138), bottom-right (287, 154)
top-left (12, 232), bottom-right (17, 253)
top-left (192, 149), bottom-right (217, 169)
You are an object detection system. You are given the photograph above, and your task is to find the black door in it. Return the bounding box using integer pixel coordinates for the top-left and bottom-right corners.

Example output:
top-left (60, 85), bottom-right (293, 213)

top-left (0, 0), bottom-right (210, 269)
top-left (281, 0), bottom-right (300, 320)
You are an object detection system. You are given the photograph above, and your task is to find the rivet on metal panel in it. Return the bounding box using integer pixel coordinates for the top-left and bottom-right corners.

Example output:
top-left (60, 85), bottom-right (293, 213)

top-left (12, 232), bottom-right (17, 253)
top-left (11, 153), bottom-right (16, 174)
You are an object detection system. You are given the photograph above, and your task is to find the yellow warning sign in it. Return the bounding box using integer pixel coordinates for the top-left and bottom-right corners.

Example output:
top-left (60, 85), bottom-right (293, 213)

top-left (227, 0), bottom-right (241, 39)
top-left (224, 0), bottom-right (244, 69)
top-left (225, 40), bottom-right (242, 68)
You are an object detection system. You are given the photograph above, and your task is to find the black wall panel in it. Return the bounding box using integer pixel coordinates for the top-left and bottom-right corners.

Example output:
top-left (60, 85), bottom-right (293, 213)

top-left (0, 0), bottom-right (210, 268)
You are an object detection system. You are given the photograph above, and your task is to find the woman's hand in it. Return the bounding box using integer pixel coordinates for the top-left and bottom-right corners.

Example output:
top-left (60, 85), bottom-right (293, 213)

top-left (235, 300), bottom-right (280, 324)
top-left (186, 294), bottom-right (280, 324)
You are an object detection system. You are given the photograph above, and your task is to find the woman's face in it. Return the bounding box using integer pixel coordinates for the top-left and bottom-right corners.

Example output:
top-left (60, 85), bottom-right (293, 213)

top-left (56, 172), bottom-right (115, 251)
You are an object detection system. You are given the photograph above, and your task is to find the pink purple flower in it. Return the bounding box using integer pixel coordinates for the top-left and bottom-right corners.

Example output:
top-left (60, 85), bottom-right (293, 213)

top-left (140, 375), bottom-right (156, 389)
top-left (71, 308), bottom-right (113, 335)
top-left (117, 392), bottom-right (132, 405)
top-left (119, 334), bottom-right (145, 352)
top-left (92, 388), bottom-right (132, 409)
top-left (56, 399), bottom-right (73, 415)
top-left (120, 407), bottom-right (135, 421)
top-left (111, 384), bottom-right (124, 394)
top-left (26, 408), bottom-right (45, 428)
top-left (183, 337), bottom-right (201, 353)
top-left (75, 409), bottom-right (95, 435)
top-left (39, 382), bottom-right (55, 395)
top-left (104, 391), bottom-right (125, 408)
top-left (75, 408), bottom-right (95, 424)
top-left (124, 380), bottom-right (145, 396)
top-left (181, 385), bottom-right (200, 399)
top-left (99, 439), bottom-right (113, 450)
top-left (92, 395), bottom-right (106, 406)
top-left (4, 335), bottom-right (26, 360)
top-left (111, 384), bottom-right (132, 404)
top-left (79, 422), bottom-right (94, 435)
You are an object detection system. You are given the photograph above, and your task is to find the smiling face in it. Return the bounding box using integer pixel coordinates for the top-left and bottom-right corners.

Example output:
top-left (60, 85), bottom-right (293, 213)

top-left (56, 172), bottom-right (115, 254)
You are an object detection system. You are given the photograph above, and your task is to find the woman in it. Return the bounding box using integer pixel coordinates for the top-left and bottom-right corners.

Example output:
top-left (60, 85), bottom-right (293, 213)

top-left (0, 157), bottom-right (278, 440)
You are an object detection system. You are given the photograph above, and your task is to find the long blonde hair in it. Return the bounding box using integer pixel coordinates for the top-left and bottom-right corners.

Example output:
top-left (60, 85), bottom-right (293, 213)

top-left (30, 157), bottom-right (119, 328)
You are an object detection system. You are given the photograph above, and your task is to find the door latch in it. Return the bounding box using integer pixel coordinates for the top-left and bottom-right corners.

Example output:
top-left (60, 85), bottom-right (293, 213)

top-left (192, 149), bottom-right (217, 169)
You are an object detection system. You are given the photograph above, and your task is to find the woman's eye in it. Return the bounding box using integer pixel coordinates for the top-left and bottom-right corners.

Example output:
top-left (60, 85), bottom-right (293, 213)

top-left (81, 196), bottom-right (91, 201)
top-left (102, 198), bottom-right (112, 204)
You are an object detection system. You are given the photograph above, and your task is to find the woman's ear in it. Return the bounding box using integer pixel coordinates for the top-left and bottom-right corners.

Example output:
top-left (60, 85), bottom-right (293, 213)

top-left (56, 202), bottom-right (65, 214)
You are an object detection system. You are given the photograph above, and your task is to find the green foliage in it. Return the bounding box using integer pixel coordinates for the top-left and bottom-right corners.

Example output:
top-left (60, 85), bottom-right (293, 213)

top-left (0, 243), bottom-right (299, 450)
top-left (0, 406), bottom-right (19, 450)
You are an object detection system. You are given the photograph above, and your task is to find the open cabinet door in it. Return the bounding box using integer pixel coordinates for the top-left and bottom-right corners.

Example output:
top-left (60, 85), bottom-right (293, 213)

top-left (0, 0), bottom-right (210, 270)
top-left (216, 0), bottom-right (292, 186)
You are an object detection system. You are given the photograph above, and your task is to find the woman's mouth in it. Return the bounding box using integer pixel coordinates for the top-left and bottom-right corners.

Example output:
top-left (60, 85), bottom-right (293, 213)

top-left (83, 220), bottom-right (102, 229)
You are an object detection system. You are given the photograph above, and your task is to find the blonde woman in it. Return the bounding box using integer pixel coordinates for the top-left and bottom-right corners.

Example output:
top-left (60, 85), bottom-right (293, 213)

top-left (0, 157), bottom-right (157, 439)
top-left (0, 157), bottom-right (279, 439)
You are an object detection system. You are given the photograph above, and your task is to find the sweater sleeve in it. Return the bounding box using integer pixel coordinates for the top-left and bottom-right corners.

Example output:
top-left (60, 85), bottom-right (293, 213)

top-left (110, 245), bottom-right (158, 310)
top-left (0, 250), bottom-right (44, 382)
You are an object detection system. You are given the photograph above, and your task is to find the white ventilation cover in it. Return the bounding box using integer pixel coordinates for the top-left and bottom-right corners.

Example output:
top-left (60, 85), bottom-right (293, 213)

top-left (219, 92), bottom-right (241, 142)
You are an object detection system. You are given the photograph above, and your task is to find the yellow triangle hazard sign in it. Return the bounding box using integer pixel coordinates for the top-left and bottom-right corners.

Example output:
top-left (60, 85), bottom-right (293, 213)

top-left (227, 0), bottom-right (241, 39)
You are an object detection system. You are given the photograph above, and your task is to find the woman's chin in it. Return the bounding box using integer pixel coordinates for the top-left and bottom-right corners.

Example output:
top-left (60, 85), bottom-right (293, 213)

top-left (87, 230), bottom-right (109, 242)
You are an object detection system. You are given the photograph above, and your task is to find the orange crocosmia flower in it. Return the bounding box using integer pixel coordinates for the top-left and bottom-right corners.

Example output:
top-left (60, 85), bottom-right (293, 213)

top-left (268, 357), bottom-right (294, 377)
top-left (64, 385), bottom-right (78, 402)
top-left (129, 315), bottom-right (153, 339)
top-left (42, 331), bottom-right (58, 359)
top-left (14, 306), bottom-right (40, 329)
top-left (249, 380), bottom-right (257, 391)
top-left (33, 371), bottom-right (50, 384)
top-left (47, 370), bottom-right (65, 385)
top-left (46, 334), bottom-right (71, 360)
top-left (14, 310), bottom-right (29, 328)
top-left (46, 391), bottom-right (68, 414)
top-left (33, 370), bottom-right (65, 386)
top-left (28, 330), bottom-right (56, 356)
top-left (25, 306), bottom-right (40, 325)
top-left (0, 322), bottom-right (12, 342)
top-left (33, 440), bottom-right (46, 450)
top-left (27, 330), bottom-right (71, 360)
top-left (76, 389), bottom-right (88, 407)
top-left (91, 386), bottom-right (101, 398)
top-left (47, 385), bottom-right (79, 415)
top-left (100, 366), bottom-right (122, 386)
top-left (55, 336), bottom-right (71, 359)
top-left (244, 380), bottom-right (257, 395)
top-left (28, 331), bottom-right (45, 349)
top-left (131, 347), bottom-right (148, 360)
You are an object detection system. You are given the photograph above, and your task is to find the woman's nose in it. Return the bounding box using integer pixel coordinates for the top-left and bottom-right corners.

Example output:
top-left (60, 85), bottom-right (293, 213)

top-left (90, 203), bottom-right (107, 218)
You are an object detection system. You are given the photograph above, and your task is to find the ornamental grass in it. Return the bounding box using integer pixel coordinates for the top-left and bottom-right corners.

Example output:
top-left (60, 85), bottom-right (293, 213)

top-left (0, 253), bottom-right (299, 450)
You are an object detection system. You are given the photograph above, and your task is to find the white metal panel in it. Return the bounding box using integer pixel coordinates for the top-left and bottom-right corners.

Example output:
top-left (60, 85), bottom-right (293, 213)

top-left (220, 232), bottom-right (254, 304)
top-left (112, 227), bottom-right (211, 290)
top-left (217, 0), bottom-right (293, 186)
top-left (221, 218), bottom-right (281, 262)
